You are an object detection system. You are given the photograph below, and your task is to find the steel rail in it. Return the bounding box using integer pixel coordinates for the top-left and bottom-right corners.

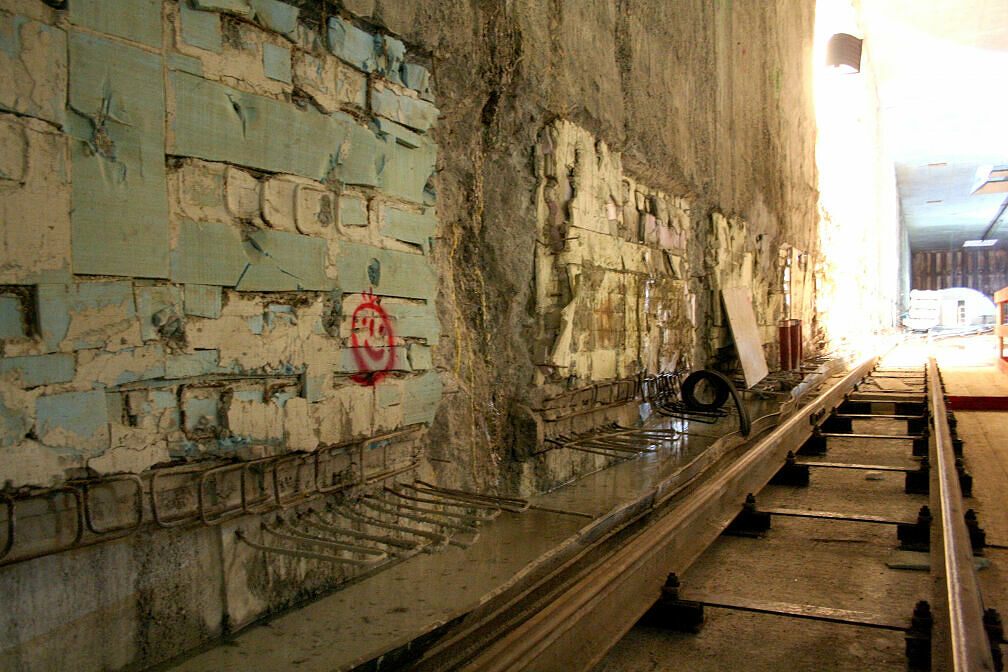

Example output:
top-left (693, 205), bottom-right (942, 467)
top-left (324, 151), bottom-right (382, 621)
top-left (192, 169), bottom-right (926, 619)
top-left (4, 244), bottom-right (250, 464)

top-left (927, 356), bottom-right (996, 671)
top-left (447, 355), bottom-right (878, 672)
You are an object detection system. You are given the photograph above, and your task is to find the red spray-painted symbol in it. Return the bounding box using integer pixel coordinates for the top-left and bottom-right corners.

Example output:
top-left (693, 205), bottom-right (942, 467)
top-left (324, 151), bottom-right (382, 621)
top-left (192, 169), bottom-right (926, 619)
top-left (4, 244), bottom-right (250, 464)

top-left (350, 290), bottom-right (395, 386)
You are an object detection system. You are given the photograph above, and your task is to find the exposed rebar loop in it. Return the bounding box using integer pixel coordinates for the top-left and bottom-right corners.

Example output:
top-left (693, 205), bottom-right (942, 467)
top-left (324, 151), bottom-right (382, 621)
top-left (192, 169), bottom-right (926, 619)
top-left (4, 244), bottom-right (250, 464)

top-left (299, 509), bottom-right (420, 552)
top-left (271, 516), bottom-right (387, 556)
top-left (535, 420), bottom-right (681, 459)
top-left (411, 481), bottom-right (530, 512)
top-left (359, 496), bottom-right (479, 533)
top-left (643, 369), bottom-right (751, 436)
top-left (235, 529), bottom-right (384, 566)
top-left (643, 371), bottom-right (728, 424)
top-left (1, 481), bottom-right (133, 567)
top-left (382, 485), bottom-right (500, 523)
top-left (335, 505), bottom-right (452, 546)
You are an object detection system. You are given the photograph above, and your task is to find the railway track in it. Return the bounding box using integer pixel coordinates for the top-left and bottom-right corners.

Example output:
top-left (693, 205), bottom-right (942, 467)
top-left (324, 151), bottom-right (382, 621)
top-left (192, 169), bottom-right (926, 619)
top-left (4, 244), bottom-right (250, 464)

top-left (400, 357), bottom-right (1003, 672)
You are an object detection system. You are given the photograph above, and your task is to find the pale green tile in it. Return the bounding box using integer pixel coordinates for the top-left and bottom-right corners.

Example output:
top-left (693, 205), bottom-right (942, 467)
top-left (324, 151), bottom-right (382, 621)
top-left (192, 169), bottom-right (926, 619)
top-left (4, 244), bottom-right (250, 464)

top-left (382, 208), bottom-right (436, 253)
top-left (0, 353), bottom-right (75, 387)
top-left (250, 0), bottom-right (299, 39)
top-left (377, 136), bottom-right (436, 204)
top-left (327, 16), bottom-right (377, 72)
top-left (237, 230), bottom-right (332, 291)
top-left (262, 42), bottom-right (291, 83)
top-left (402, 371), bottom-right (441, 425)
top-left (335, 241), bottom-right (436, 301)
top-left (184, 284), bottom-right (222, 318)
top-left (0, 296), bottom-right (24, 339)
top-left (179, 3), bottom-right (222, 53)
top-left (169, 71), bottom-right (381, 185)
top-left (69, 31), bottom-right (169, 278)
top-left (69, 0), bottom-right (161, 47)
top-left (171, 221), bottom-right (247, 286)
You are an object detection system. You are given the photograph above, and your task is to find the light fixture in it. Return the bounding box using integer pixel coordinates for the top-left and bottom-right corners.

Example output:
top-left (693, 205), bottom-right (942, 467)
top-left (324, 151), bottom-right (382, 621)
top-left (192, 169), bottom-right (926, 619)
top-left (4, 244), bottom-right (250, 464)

top-left (826, 33), bottom-right (862, 73)
top-left (963, 239), bottom-right (997, 247)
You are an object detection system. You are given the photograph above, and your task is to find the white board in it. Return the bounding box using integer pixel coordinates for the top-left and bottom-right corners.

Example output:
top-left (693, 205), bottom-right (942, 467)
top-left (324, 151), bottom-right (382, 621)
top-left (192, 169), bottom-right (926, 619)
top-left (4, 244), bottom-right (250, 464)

top-left (721, 286), bottom-right (769, 389)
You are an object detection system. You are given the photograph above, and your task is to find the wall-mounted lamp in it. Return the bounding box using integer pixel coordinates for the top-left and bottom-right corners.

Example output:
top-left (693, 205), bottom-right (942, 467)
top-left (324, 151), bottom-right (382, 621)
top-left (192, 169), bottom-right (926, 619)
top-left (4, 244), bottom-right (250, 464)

top-left (826, 33), bottom-right (863, 73)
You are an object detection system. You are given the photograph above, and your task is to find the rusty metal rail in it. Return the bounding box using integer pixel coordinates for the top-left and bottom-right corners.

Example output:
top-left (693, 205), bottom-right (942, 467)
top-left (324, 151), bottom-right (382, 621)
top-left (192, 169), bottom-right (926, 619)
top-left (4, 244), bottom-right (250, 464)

top-left (927, 357), bottom-right (997, 671)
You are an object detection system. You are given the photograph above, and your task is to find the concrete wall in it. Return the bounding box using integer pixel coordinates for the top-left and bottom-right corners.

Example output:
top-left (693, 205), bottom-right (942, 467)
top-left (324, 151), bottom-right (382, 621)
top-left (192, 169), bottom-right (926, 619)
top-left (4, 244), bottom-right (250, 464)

top-left (0, 1), bottom-right (854, 670)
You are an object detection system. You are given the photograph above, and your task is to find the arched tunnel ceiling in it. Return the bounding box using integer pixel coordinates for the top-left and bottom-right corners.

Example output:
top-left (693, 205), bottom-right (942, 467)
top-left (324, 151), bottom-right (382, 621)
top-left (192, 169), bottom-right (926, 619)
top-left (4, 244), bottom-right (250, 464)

top-left (859, 0), bottom-right (1008, 252)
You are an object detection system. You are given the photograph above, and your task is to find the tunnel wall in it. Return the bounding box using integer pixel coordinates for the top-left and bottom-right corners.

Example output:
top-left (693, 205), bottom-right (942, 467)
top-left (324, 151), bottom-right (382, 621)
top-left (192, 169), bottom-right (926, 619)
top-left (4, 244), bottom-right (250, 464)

top-left (0, 1), bottom-right (832, 669)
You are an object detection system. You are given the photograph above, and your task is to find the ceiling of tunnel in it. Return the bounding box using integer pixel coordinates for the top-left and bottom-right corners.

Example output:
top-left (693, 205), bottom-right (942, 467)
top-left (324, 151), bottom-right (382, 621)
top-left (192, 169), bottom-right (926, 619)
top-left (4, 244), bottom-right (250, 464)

top-left (858, 0), bottom-right (1008, 252)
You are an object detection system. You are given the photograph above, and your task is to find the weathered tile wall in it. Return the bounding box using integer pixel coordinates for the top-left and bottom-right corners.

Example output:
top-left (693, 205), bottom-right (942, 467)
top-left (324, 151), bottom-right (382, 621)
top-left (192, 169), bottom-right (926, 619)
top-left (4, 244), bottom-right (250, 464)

top-left (0, 0), bottom-right (441, 488)
top-left (533, 120), bottom-right (696, 388)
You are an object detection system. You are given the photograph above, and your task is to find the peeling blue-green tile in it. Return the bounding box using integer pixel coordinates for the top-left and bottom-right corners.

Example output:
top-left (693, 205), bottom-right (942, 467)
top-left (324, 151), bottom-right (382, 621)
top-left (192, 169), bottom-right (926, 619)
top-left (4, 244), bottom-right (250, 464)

top-left (64, 281), bottom-right (137, 351)
top-left (110, 349), bottom-right (167, 386)
top-left (71, 280), bottom-right (135, 313)
top-left (0, 16), bottom-right (67, 126)
top-left (167, 51), bottom-right (205, 76)
top-left (165, 350), bottom-right (219, 379)
top-left (36, 390), bottom-right (109, 453)
top-left (152, 390), bottom-right (177, 409)
top-left (171, 221), bottom-right (247, 287)
top-left (377, 136), bottom-right (436, 204)
top-left (170, 71), bottom-right (380, 184)
top-left (69, 31), bottom-right (169, 278)
top-left (182, 396), bottom-right (220, 433)
top-left (0, 353), bottom-right (75, 387)
top-left (406, 343), bottom-right (432, 371)
top-left (234, 389), bottom-right (263, 403)
top-left (247, 313), bottom-right (263, 334)
top-left (250, 0), bottom-right (299, 39)
top-left (236, 230), bottom-right (331, 291)
top-left (179, 3), bottom-right (222, 53)
top-left (374, 117), bottom-right (422, 149)
top-left (335, 241), bottom-right (436, 301)
top-left (379, 35), bottom-right (404, 85)
top-left (264, 304), bottom-right (295, 330)
top-left (340, 195), bottom-right (368, 227)
top-left (36, 284), bottom-right (69, 353)
top-left (270, 389), bottom-right (295, 407)
top-left (375, 382), bottom-right (400, 407)
top-left (69, 0), bottom-right (161, 48)
top-left (304, 374), bottom-right (325, 402)
top-left (327, 16), bottom-right (377, 72)
top-left (371, 83), bottom-right (438, 132)
top-left (0, 393), bottom-right (30, 448)
top-left (184, 284), bottom-right (222, 318)
top-left (192, 0), bottom-right (253, 17)
top-left (382, 208), bottom-right (436, 253)
top-left (262, 42), bottom-right (291, 83)
top-left (331, 111), bottom-right (383, 187)
top-left (0, 296), bottom-right (24, 339)
top-left (402, 371), bottom-right (441, 425)
top-left (401, 63), bottom-right (432, 100)
top-left (386, 302), bottom-right (439, 344)
top-left (135, 285), bottom-right (184, 342)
